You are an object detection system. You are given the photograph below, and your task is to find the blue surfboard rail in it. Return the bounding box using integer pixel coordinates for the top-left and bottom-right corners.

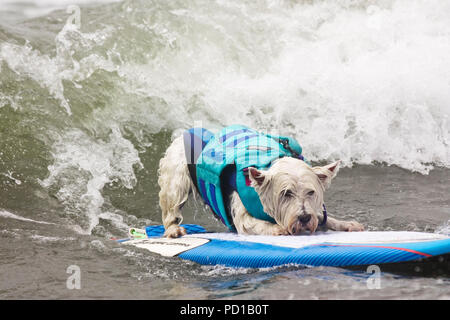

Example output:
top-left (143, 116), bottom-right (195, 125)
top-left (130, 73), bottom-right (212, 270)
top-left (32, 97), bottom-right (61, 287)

top-left (179, 238), bottom-right (450, 268)
top-left (140, 225), bottom-right (450, 269)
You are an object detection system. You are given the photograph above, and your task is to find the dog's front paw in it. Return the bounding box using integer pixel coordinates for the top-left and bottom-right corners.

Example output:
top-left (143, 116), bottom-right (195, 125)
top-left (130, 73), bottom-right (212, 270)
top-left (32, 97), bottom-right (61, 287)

top-left (164, 225), bottom-right (187, 238)
top-left (342, 221), bottom-right (364, 232)
top-left (271, 225), bottom-right (289, 236)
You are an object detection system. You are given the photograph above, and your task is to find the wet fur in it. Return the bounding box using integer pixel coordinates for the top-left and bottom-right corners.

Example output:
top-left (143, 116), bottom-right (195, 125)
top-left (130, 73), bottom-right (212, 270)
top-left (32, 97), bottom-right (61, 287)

top-left (158, 134), bottom-right (364, 238)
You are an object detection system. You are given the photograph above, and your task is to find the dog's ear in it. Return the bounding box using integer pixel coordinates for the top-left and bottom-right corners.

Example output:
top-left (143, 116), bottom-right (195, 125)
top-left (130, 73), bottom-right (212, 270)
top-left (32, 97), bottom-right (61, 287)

top-left (248, 167), bottom-right (268, 187)
top-left (312, 160), bottom-right (341, 189)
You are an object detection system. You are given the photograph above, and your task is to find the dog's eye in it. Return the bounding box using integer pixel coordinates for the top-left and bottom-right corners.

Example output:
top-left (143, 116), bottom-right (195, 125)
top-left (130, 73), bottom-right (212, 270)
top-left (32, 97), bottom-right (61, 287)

top-left (284, 190), bottom-right (294, 198)
top-left (307, 190), bottom-right (315, 196)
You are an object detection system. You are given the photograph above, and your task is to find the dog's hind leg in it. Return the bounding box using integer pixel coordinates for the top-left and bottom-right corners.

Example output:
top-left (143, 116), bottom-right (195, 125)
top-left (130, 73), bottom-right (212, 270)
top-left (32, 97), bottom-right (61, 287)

top-left (158, 135), bottom-right (192, 238)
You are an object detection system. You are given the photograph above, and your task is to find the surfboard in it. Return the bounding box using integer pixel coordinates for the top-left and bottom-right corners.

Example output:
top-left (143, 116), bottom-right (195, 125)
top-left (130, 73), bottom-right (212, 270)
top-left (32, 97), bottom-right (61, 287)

top-left (116, 224), bottom-right (450, 275)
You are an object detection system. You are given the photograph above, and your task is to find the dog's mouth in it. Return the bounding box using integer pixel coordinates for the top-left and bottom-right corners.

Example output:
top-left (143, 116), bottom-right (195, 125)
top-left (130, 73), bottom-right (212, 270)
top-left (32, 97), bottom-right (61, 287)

top-left (288, 214), bottom-right (318, 235)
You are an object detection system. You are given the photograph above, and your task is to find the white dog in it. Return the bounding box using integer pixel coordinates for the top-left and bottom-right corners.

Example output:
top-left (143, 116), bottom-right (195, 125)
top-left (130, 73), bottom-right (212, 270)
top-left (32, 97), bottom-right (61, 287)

top-left (158, 125), bottom-right (364, 238)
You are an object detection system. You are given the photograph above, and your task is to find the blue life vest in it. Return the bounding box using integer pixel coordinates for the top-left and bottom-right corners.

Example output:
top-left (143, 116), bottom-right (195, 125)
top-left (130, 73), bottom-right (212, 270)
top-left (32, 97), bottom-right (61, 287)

top-left (183, 125), bottom-right (306, 232)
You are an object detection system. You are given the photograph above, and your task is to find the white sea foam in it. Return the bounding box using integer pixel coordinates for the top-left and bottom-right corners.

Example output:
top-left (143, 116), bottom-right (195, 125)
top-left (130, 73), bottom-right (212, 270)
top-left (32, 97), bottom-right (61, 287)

top-left (436, 220), bottom-right (450, 236)
top-left (114, 0), bottom-right (450, 173)
top-left (2, 0), bottom-right (449, 235)
top-left (2, 0), bottom-right (448, 174)
top-left (0, 22), bottom-right (116, 115)
top-left (0, 210), bottom-right (54, 225)
top-left (0, 0), bottom-right (121, 19)
top-left (1, 171), bottom-right (22, 185)
top-left (29, 234), bottom-right (76, 243)
top-left (40, 127), bottom-right (142, 234)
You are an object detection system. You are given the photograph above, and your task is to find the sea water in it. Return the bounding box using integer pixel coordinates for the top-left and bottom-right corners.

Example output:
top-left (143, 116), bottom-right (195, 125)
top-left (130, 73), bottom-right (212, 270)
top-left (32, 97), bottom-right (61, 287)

top-left (0, 0), bottom-right (449, 299)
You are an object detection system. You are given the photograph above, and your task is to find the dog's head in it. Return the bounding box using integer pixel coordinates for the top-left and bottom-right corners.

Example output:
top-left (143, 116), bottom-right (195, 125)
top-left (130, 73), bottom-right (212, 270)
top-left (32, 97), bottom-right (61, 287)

top-left (248, 158), bottom-right (340, 234)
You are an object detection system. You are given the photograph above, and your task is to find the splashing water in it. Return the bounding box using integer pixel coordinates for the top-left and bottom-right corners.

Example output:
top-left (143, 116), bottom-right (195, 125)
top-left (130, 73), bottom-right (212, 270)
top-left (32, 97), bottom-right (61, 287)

top-left (0, 0), bottom-right (449, 234)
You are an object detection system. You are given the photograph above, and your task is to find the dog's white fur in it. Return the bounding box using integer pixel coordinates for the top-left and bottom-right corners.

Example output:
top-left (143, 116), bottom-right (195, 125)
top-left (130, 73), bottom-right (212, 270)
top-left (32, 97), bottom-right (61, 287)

top-left (158, 135), bottom-right (364, 238)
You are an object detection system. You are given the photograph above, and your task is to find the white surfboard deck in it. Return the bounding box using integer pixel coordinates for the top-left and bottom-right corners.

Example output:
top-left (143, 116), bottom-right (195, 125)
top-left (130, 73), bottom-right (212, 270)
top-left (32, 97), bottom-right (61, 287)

top-left (184, 231), bottom-right (448, 249)
top-left (122, 237), bottom-right (210, 257)
top-left (122, 229), bottom-right (448, 258)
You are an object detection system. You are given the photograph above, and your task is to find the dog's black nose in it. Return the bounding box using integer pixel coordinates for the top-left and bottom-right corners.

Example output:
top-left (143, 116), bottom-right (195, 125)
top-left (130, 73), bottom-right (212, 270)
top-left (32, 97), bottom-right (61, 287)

top-left (299, 214), bottom-right (311, 224)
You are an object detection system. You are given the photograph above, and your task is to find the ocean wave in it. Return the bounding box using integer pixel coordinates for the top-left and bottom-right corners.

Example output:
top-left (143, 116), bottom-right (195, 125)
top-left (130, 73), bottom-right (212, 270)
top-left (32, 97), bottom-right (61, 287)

top-left (1, 0), bottom-right (449, 233)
